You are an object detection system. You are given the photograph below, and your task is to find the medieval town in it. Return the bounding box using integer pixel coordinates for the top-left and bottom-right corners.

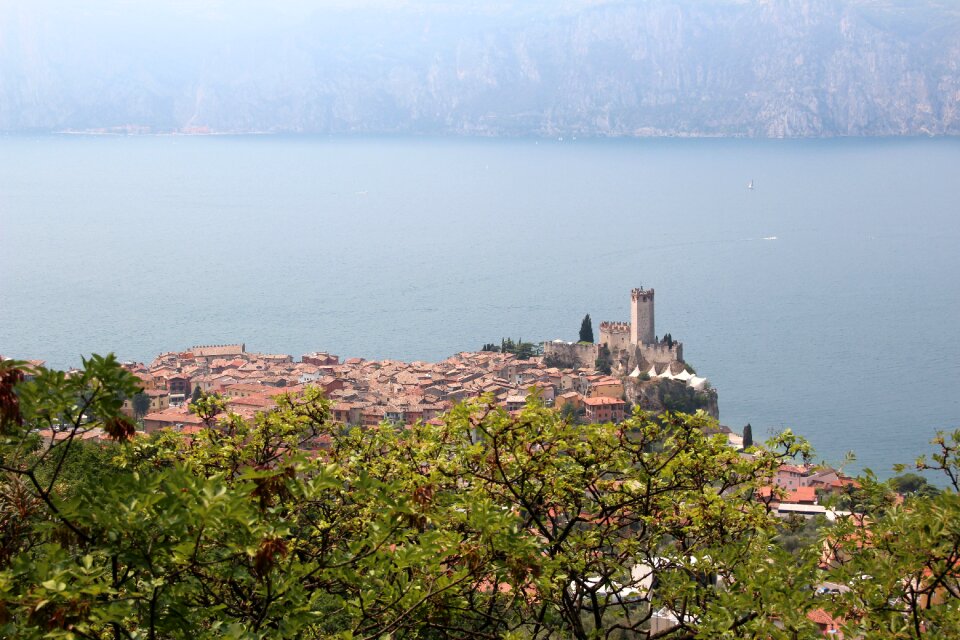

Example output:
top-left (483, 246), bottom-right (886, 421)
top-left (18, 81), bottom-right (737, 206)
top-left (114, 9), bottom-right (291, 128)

top-left (11, 288), bottom-right (859, 523)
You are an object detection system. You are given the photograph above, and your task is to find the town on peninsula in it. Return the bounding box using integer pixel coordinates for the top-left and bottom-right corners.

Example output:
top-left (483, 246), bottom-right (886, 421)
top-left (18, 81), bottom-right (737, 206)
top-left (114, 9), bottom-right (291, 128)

top-left (3, 287), bottom-right (954, 637)
top-left (25, 288), bottom-right (711, 436)
top-left (8, 287), bottom-right (859, 522)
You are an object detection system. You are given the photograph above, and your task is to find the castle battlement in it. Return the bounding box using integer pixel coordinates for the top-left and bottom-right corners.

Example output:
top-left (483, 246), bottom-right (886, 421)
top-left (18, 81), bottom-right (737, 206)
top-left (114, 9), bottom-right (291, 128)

top-left (637, 341), bottom-right (683, 366)
top-left (599, 321), bottom-right (630, 333)
top-left (631, 287), bottom-right (654, 302)
top-left (189, 343), bottom-right (247, 358)
top-left (599, 321), bottom-right (631, 353)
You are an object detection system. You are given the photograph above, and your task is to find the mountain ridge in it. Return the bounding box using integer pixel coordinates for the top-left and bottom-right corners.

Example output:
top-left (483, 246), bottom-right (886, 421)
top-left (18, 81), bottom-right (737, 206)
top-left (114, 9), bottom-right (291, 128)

top-left (2, 0), bottom-right (959, 137)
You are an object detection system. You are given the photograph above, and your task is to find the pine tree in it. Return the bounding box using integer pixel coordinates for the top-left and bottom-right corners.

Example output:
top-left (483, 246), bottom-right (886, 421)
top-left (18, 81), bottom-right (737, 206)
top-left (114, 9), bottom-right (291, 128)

top-left (579, 314), bottom-right (594, 343)
top-left (742, 423), bottom-right (753, 449)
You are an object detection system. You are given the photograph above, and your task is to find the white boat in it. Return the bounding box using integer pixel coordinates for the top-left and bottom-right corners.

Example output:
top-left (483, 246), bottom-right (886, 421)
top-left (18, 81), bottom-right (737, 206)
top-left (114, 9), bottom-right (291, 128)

top-left (747, 179), bottom-right (754, 190)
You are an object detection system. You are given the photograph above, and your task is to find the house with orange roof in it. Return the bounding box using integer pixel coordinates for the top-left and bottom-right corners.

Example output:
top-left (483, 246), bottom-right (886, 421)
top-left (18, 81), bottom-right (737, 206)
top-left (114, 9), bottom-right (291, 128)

top-left (587, 376), bottom-right (624, 399)
top-left (361, 407), bottom-right (385, 427)
top-left (331, 402), bottom-right (361, 426)
top-left (555, 391), bottom-right (583, 412)
top-left (121, 389), bottom-right (170, 417)
top-left (775, 464), bottom-right (808, 490)
top-left (227, 394), bottom-right (276, 414)
top-left (259, 353), bottom-right (293, 364)
top-left (527, 380), bottom-right (556, 403)
top-left (142, 408), bottom-right (206, 433)
top-left (784, 486), bottom-right (818, 505)
top-left (582, 396), bottom-right (626, 424)
top-left (132, 370), bottom-right (157, 391)
top-left (301, 352), bottom-right (339, 366)
top-left (504, 394), bottom-right (527, 412)
top-left (806, 608), bottom-right (844, 637)
top-left (224, 382), bottom-right (271, 398)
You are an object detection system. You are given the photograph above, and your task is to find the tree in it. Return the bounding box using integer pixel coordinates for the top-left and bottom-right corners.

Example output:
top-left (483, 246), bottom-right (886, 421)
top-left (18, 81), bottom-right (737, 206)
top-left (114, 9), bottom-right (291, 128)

top-left (743, 423), bottom-right (754, 449)
top-left (3, 355), bottom-right (960, 639)
top-left (889, 472), bottom-right (940, 498)
top-left (480, 343), bottom-right (499, 352)
top-left (815, 432), bottom-right (960, 639)
top-left (595, 343), bottom-right (612, 375)
top-left (190, 384), bottom-right (203, 404)
top-left (498, 337), bottom-right (536, 360)
top-left (131, 391), bottom-right (152, 420)
top-left (579, 313), bottom-right (594, 343)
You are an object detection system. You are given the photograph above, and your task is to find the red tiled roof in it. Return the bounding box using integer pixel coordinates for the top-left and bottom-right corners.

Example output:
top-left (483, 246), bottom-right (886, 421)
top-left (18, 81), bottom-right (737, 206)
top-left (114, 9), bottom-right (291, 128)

top-left (806, 608), bottom-right (842, 628)
top-left (784, 486), bottom-right (817, 504)
top-left (582, 396), bottom-right (625, 406)
top-left (142, 410), bottom-right (205, 425)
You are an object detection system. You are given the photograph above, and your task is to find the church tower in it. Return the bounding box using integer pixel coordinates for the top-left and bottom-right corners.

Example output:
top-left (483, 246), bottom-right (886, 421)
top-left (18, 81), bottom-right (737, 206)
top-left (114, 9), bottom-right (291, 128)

top-left (630, 288), bottom-right (655, 345)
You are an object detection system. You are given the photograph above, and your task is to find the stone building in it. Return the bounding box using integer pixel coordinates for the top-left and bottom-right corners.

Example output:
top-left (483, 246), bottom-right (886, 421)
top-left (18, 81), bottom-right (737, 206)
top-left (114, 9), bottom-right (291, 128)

top-left (598, 322), bottom-right (631, 352)
top-left (599, 287), bottom-right (684, 369)
top-left (545, 286), bottom-right (684, 371)
top-left (630, 288), bottom-right (655, 346)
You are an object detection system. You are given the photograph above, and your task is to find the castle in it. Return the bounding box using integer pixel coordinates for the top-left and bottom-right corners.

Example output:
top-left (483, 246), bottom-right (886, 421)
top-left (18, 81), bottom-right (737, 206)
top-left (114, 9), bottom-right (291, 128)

top-left (545, 288), bottom-right (683, 372)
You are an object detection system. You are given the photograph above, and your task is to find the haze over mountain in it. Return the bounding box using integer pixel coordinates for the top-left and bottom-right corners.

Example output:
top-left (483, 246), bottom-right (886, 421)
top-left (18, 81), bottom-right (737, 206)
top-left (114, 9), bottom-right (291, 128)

top-left (2, 0), bottom-right (959, 137)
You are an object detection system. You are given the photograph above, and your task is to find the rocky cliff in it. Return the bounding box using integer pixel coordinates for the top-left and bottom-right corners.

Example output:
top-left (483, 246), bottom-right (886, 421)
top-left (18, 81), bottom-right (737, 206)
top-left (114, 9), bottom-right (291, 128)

top-left (1, 1), bottom-right (958, 137)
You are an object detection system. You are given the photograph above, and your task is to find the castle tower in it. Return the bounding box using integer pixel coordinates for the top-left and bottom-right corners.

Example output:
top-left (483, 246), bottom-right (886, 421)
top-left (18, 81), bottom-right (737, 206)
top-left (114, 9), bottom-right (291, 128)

top-left (630, 288), bottom-right (655, 345)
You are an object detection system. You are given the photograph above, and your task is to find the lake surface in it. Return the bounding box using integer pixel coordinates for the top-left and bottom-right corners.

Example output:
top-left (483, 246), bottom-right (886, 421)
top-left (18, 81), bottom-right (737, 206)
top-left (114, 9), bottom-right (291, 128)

top-left (1, 135), bottom-right (958, 476)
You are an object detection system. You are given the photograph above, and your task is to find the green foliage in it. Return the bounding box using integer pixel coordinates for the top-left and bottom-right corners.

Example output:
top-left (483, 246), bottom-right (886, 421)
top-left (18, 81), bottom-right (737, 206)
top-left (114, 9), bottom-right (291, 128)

top-left (743, 423), bottom-right (753, 449)
top-left (542, 353), bottom-right (566, 368)
top-left (825, 470), bottom-right (960, 637)
top-left (131, 391), bottom-right (151, 420)
top-left (889, 472), bottom-right (941, 498)
top-left (558, 401), bottom-right (582, 426)
top-left (776, 514), bottom-right (828, 555)
top-left (480, 343), bottom-right (499, 352)
top-left (657, 378), bottom-right (711, 414)
top-left (499, 337), bottom-right (537, 360)
top-left (2, 356), bottom-right (960, 639)
top-left (595, 343), bottom-right (612, 375)
top-left (579, 313), bottom-right (594, 343)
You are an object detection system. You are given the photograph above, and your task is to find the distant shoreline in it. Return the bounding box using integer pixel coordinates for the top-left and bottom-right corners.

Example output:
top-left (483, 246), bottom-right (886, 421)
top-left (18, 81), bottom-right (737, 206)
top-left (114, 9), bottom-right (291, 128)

top-left (2, 130), bottom-right (954, 142)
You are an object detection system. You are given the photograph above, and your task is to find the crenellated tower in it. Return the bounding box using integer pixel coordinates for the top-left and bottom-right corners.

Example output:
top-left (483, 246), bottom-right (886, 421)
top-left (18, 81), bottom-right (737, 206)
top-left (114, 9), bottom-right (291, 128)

top-left (630, 288), bottom-right (655, 345)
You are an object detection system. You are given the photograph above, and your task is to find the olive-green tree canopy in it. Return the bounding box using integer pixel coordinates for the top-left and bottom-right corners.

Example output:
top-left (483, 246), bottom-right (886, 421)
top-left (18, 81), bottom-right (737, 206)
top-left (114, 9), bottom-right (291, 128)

top-left (1, 355), bottom-right (959, 639)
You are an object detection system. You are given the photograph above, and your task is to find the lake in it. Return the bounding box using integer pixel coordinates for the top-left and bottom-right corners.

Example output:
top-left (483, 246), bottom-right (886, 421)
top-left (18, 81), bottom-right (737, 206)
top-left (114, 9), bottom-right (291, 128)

top-left (1, 134), bottom-right (958, 476)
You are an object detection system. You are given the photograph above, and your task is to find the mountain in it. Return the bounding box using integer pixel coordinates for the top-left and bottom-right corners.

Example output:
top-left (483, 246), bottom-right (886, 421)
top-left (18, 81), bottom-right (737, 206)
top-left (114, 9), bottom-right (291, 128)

top-left (1, 0), bottom-right (959, 137)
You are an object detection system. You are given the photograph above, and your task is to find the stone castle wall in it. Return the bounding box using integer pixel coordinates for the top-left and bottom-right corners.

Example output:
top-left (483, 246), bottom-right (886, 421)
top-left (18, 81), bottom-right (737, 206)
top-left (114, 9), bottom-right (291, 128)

top-left (636, 342), bottom-right (683, 366)
top-left (599, 322), bottom-right (632, 353)
top-left (543, 341), bottom-right (599, 369)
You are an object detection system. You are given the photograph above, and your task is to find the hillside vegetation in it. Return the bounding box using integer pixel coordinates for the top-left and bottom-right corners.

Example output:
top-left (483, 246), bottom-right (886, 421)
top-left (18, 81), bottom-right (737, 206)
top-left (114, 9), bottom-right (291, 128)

top-left (2, 355), bottom-right (960, 638)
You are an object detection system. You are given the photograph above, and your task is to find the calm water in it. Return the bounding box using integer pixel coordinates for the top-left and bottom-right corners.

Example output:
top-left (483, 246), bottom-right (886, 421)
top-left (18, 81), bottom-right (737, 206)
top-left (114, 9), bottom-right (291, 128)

top-left (1, 135), bottom-right (958, 476)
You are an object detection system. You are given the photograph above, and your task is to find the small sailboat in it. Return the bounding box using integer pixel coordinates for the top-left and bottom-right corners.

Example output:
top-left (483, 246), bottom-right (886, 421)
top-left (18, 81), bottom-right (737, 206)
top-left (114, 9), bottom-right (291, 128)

top-left (747, 179), bottom-right (754, 190)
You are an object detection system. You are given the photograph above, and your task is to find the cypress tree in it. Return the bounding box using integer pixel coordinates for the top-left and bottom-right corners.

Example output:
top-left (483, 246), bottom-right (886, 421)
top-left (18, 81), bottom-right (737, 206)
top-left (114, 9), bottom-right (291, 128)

top-left (579, 314), bottom-right (594, 343)
top-left (742, 423), bottom-right (753, 449)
